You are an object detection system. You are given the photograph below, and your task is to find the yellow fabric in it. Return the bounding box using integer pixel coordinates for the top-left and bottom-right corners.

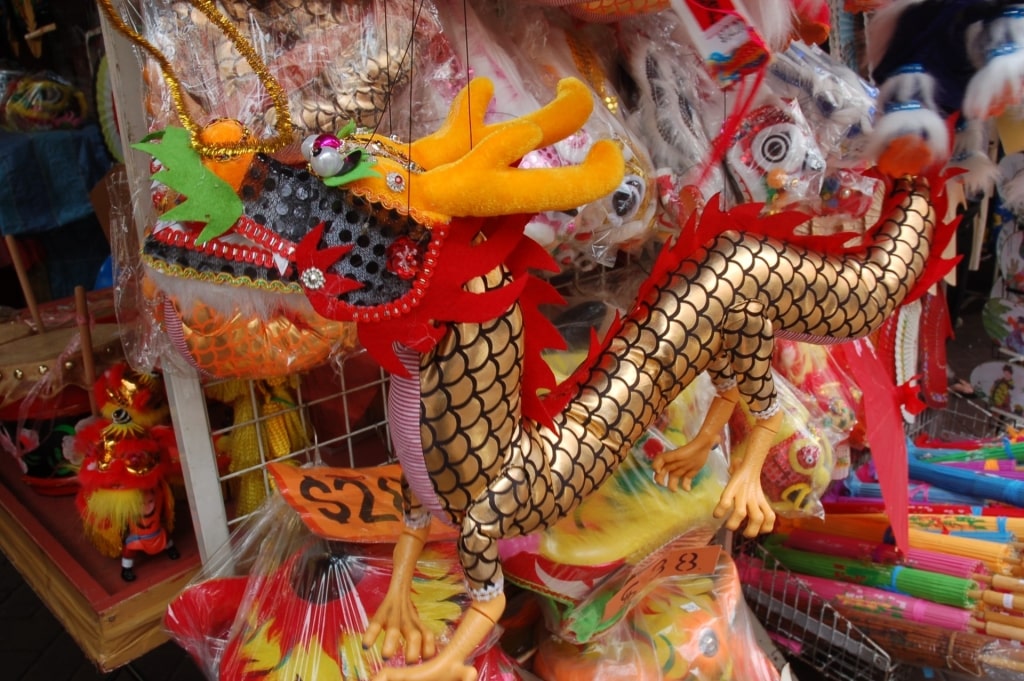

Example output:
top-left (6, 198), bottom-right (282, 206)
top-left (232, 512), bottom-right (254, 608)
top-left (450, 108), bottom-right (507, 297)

top-left (998, 110), bottom-right (1024, 154)
top-left (348, 76), bottom-right (625, 223)
top-left (82, 488), bottom-right (143, 558)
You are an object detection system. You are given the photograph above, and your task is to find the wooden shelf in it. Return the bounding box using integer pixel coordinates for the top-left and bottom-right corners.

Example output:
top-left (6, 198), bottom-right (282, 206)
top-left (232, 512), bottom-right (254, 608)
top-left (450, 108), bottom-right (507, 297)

top-left (0, 452), bottom-right (200, 671)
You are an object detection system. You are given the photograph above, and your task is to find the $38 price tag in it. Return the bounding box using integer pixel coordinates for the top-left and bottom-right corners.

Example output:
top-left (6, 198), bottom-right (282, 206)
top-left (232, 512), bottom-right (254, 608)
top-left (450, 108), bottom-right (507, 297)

top-left (601, 542), bottom-right (721, 622)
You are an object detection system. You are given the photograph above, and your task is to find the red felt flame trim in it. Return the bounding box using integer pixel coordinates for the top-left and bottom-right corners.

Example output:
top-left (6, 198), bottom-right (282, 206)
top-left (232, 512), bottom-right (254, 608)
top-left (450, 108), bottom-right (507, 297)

top-left (356, 214), bottom-right (568, 428)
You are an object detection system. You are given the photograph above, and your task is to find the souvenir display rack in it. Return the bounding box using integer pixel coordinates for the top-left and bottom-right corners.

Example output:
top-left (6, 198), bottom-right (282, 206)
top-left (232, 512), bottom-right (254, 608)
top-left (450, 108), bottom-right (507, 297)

top-left (4, 0), bottom-right (1019, 677)
top-left (735, 538), bottom-right (903, 681)
top-left (906, 392), bottom-right (1022, 444)
top-left (0, 450), bottom-right (200, 671)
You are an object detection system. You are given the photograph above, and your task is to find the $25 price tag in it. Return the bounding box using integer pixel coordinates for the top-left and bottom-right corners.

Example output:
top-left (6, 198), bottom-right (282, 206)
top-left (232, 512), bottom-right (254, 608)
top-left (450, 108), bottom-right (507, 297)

top-left (269, 463), bottom-right (457, 542)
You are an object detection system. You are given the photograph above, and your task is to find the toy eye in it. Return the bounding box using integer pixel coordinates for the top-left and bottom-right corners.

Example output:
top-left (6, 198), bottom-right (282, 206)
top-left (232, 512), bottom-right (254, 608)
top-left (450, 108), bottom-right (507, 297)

top-left (111, 407), bottom-right (131, 425)
top-left (611, 175), bottom-right (645, 219)
top-left (698, 629), bottom-right (720, 658)
top-left (310, 145), bottom-right (346, 178)
top-left (815, 89), bottom-right (840, 117)
top-left (301, 133), bottom-right (319, 161)
top-left (752, 123), bottom-right (804, 172)
top-left (798, 445), bottom-right (819, 468)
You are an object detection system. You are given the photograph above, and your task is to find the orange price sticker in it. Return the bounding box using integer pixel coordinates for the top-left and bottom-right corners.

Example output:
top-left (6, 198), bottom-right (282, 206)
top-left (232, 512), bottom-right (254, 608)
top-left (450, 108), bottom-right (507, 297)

top-left (268, 463), bottom-right (457, 542)
top-left (601, 543), bottom-right (721, 622)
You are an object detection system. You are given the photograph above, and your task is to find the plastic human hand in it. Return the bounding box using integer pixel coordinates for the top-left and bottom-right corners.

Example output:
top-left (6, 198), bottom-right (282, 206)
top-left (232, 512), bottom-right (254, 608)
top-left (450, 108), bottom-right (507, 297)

top-left (652, 386), bottom-right (739, 491)
top-left (712, 412), bottom-right (782, 537)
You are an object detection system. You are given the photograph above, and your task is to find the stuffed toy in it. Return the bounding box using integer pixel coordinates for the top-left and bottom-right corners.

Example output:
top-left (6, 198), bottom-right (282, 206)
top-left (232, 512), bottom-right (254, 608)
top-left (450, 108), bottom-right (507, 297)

top-left (68, 362), bottom-right (177, 581)
top-left (74, 407), bottom-right (178, 582)
top-left (865, 1), bottom-right (1024, 179)
top-left (533, 553), bottom-right (779, 681)
top-left (432, 1), bottom-right (659, 269)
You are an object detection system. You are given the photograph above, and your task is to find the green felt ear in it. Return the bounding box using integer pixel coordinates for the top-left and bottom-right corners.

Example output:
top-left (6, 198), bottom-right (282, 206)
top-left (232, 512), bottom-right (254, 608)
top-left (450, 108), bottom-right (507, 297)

top-left (132, 126), bottom-right (244, 244)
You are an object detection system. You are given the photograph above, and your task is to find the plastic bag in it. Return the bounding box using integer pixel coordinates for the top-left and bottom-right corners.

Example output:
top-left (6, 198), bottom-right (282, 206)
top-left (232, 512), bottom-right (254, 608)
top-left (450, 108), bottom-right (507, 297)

top-left (766, 41), bottom-right (877, 168)
top-left (433, 1), bottom-right (659, 270)
top-left (772, 338), bottom-right (865, 479)
top-left (533, 552), bottom-right (780, 681)
top-left (138, 0), bottom-right (457, 140)
top-left (726, 371), bottom-right (837, 519)
top-left (618, 11), bottom-right (725, 226)
top-left (165, 483), bottom-right (525, 680)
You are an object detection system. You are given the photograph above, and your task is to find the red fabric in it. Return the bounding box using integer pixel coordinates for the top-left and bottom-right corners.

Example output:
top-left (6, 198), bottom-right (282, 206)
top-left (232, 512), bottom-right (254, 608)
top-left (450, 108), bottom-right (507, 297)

top-left (834, 339), bottom-right (909, 553)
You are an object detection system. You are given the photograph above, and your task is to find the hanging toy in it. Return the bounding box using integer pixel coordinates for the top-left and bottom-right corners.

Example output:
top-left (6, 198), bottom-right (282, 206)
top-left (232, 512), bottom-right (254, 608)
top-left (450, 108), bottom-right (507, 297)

top-left (866, 1), bottom-right (1024, 179)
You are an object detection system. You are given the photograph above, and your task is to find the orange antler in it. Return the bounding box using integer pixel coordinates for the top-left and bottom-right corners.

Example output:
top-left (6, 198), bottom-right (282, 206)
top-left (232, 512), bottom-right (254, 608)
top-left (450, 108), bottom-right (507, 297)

top-left (347, 77), bottom-right (625, 224)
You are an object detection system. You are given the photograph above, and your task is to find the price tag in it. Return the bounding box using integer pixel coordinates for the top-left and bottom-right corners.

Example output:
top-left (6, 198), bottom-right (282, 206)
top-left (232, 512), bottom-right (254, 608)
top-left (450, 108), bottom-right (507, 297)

top-left (269, 463), bottom-right (457, 542)
top-left (601, 542), bottom-right (721, 623)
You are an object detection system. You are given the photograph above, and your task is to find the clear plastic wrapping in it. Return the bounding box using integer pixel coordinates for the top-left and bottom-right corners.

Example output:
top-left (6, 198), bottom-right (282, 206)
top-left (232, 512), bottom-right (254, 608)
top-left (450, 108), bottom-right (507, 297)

top-left (533, 552), bottom-right (780, 681)
top-left (165, 488), bottom-right (525, 680)
top-left (432, 0), bottom-right (660, 269)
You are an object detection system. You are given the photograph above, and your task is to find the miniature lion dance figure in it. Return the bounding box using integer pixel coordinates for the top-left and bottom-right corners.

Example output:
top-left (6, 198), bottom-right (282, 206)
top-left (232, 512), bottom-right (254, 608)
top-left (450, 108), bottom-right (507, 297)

top-left (74, 366), bottom-right (178, 582)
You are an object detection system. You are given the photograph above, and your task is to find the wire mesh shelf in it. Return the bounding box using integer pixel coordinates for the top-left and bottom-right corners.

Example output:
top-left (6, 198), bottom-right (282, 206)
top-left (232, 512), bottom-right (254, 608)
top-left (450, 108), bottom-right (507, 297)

top-left (197, 349), bottom-right (394, 530)
top-left (735, 538), bottom-right (904, 681)
top-left (905, 391), bottom-right (1022, 444)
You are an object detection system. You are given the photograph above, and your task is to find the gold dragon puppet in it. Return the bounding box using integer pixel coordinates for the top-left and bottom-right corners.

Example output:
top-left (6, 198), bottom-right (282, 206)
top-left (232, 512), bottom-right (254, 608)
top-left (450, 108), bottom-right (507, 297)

top-left (106, 1), bottom-right (952, 679)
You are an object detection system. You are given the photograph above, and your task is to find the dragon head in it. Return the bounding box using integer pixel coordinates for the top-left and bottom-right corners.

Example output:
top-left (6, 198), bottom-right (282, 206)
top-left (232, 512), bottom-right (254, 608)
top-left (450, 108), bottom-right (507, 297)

top-left (136, 77), bottom-right (625, 377)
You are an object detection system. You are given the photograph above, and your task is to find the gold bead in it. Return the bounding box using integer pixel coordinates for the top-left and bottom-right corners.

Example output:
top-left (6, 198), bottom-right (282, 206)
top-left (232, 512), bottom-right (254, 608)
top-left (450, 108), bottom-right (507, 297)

top-left (37, 365), bottom-right (48, 375)
top-left (13, 369), bottom-right (23, 380)
top-left (64, 360), bottom-right (75, 370)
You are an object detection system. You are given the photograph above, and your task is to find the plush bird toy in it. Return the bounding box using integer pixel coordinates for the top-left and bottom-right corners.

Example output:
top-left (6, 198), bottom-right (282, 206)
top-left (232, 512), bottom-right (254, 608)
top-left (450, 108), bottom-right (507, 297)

top-left (867, 0), bottom-right (1024, 182)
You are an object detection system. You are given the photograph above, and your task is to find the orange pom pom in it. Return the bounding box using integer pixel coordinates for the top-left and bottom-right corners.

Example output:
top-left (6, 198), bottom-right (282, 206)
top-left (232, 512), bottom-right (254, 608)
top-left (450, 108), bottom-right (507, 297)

top-left (876, 134), bottom-right (936, 178)
top-left (198, 119), bottom-right (255, 192)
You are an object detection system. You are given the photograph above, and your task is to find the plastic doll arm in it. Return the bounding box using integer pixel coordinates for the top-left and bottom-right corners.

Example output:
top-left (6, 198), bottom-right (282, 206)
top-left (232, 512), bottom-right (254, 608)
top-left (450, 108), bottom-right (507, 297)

top-left (652, 384), bottom-right (740, 491)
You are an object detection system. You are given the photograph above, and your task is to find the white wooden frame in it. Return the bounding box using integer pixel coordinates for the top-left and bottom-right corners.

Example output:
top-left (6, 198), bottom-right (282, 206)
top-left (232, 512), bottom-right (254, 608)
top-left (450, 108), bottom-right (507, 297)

top-left (98, 2), bottom-right (230, 562)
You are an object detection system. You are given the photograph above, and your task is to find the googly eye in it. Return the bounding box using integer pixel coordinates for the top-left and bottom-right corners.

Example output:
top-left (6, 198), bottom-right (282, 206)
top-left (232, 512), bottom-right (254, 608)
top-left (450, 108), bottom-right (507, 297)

top-left (611, 175), bottom-right (645, 219)
top-left (300, 134), bottom-right (319, 162)
top-left (309, 145), bottom-right (345, 178)
top-left (304, 134), bottom-right (345, 176)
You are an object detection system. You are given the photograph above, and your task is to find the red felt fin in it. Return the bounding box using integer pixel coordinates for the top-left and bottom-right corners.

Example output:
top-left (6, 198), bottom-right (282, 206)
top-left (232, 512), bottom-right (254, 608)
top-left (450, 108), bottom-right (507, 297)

top-left (834, 339), bottom-right (909, 553)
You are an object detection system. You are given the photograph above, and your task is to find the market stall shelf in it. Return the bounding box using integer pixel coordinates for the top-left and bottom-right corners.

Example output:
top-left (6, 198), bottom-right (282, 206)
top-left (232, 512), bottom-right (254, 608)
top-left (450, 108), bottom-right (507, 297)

top-left (0, 449), bottom-right (200, 672)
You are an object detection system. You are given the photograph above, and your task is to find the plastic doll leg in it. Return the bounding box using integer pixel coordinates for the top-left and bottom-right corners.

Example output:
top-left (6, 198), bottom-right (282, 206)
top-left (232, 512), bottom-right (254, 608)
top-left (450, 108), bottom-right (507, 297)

top-left (657, 298), bottom-right (779, 535)
top-left (370, 495), bottom-right (514, 681)
top-left (363, 523), bottom-right (436, 662)
top-left (712, 300), bottom-right (779, 535)
top-left (121, 551), bottom-right (137, 582)
top-left (713, 410), bottom-right (781, 537)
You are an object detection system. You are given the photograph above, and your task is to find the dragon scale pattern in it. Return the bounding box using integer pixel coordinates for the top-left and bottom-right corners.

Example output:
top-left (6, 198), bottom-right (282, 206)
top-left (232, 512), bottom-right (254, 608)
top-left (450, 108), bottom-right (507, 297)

top-left (414, 177), bottom-right (934, 597)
